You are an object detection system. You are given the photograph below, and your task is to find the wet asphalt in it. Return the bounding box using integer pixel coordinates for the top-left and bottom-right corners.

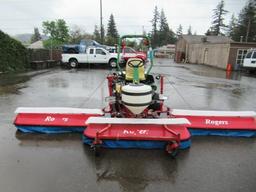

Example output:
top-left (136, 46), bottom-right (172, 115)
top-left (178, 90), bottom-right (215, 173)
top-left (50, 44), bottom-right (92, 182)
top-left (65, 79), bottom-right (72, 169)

top-left (0, 59), bottom-right (256, 192)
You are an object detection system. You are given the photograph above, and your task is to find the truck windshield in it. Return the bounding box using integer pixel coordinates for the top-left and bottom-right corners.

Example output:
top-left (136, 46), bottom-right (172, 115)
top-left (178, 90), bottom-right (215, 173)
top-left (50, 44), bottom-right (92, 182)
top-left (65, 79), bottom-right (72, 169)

top-left (123, 47), bottom-right (136, 53)
top-left (245, 51), bottom-right (253, 58)
top-left (253, 52), bottom-right (256, 59)
top-left (93, 41), bottom-right (101, 46)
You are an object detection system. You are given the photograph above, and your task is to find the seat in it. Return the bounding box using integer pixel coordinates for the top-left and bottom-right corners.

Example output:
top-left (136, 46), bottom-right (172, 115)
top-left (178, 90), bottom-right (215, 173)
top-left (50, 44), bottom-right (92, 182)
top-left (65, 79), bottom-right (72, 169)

top-left (125, 58), bottom-right (145, 81)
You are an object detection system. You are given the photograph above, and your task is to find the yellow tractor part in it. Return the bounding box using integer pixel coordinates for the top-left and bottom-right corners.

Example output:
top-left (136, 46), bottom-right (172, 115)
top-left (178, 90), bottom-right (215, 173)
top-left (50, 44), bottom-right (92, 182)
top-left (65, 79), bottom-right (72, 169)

top-left (125, 58), bottom-right (145, 81)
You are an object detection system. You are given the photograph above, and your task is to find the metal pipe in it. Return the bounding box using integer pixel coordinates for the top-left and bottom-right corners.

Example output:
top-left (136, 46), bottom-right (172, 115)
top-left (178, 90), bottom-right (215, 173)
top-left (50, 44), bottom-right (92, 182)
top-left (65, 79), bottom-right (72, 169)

top-left (100, 0), bottom-right (103, 44)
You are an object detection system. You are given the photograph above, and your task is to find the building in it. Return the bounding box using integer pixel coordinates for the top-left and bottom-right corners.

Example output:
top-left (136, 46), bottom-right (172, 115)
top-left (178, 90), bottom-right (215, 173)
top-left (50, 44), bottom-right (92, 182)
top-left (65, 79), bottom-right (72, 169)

top-left (154, 44), bottom-right (175, 58)
top-left (27, 40), bottom-right (44, 49)
top-left (175, 35), bottom-right (256, 70)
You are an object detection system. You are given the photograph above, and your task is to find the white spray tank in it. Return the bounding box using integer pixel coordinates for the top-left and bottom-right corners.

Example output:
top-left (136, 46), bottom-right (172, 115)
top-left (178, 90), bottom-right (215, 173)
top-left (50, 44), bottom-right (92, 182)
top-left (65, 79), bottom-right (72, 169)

top-left (121, 84), bottom-right (152, 115)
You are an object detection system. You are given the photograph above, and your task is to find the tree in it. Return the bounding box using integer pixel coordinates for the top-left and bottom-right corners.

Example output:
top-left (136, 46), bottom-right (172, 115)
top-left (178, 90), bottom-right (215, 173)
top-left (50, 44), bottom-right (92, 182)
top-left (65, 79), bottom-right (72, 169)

top-left (42, 19), bottom-right (69, 42)
top-left (187, 25), bottom-right (192, 35)
top-left (176, 24), bottom-right (183, 37)
top-left (106, 14), bottom-right (119, 45)
top-left (69, 25), bottom-right (93, 44)
top-left (231, 1), bottom-right (256, 42)
top-left (30, 27), bottom-right (41, 43)
top-left (151, 6), bottom-right (160, 48)
top-left (207, 0), bottom-right (228, 36)
top-left (205, 27), bottom-right (215, 36)
top-left (158, 9), bottom-right (176, 46)
top-left (226, 14), bottom-right (237, 37)
top-left (93, 25), bottom-right (103, 43)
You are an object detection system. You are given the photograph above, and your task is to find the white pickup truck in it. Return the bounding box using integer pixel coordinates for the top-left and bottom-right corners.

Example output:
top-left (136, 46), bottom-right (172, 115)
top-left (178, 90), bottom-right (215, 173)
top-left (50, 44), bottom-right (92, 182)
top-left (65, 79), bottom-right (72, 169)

top-left (61, 47), bottom-right (118, 68)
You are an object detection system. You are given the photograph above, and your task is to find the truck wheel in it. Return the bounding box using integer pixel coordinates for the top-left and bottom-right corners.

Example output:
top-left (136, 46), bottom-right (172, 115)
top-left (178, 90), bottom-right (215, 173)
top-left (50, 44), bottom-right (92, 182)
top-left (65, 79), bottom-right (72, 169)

top-left (109, 59), bottom-right (117, 68)
top-left (69, 59), bottom-right (78, 68)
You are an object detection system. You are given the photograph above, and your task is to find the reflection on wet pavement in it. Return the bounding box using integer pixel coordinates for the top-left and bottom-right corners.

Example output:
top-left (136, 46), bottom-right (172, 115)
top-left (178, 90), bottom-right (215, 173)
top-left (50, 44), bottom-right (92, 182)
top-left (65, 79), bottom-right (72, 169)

top-left (0, 59), bottom-right (256, 192)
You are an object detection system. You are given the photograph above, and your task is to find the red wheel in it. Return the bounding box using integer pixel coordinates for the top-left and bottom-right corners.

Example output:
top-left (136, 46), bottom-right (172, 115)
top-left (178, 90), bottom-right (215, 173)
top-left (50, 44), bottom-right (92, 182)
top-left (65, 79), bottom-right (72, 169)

top-left (166, 141), bottom-right (179, 158)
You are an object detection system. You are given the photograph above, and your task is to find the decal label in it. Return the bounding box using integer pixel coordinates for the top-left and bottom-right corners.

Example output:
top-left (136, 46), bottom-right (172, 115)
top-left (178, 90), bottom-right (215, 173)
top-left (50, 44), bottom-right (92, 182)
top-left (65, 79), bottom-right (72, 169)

top-left (205, 119), bottom-right (229, 126)
top-left (123, 129), bottom-right (149, 135)
top-left (44, 116), bottom-right (69, 122)
top-left (44, 116), bottom-right (55, 122)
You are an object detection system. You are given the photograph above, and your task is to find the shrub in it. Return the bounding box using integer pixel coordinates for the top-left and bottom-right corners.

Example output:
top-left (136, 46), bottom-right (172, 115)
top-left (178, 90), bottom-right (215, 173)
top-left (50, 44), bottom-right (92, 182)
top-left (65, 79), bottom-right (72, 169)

top-left (0, 30), bottom-right (29, 72)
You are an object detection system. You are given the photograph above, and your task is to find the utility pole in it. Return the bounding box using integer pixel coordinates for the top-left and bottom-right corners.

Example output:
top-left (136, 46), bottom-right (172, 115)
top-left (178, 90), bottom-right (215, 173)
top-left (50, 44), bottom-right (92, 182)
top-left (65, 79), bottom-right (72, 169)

top-left (100, 0), bottom-right (103, 44)
top-left (245, 18), bottom-right (251, 42)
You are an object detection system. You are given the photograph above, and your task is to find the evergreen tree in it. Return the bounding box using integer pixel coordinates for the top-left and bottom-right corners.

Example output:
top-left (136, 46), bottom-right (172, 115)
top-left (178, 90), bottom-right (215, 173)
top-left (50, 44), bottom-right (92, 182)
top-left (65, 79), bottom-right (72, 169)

top-left (93, 25), bottom-right (101, 43)
top-left (30, 27), bottom-right (41, 43)
top-left (176, 24), bottom-right (183, 37)
top-left (151, 6), bottom-right (160, 48)
top-left (207, 0), bottom-right (228, 36)
top-left (232, 1), bottom-right (256, 42)
top-left (227, 14), bottom-right (237, 37)
top-left (106, 14), bottom-right (119, 45)
top-left (187, 25), bottom-right (192, 35)
top-left (205, 27), bottom-right (215, 36)
top-left (158, 9), bottom-right (176, 45)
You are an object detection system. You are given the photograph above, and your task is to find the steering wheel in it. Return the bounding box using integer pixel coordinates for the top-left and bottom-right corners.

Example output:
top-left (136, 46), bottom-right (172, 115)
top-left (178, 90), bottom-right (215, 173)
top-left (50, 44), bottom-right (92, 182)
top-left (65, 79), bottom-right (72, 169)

top-left (127, 59), bottom-right (144, 68)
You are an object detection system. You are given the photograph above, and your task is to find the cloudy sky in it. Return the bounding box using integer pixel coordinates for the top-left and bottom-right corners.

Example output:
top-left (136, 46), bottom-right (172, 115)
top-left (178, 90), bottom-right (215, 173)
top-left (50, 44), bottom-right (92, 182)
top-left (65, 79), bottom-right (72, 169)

top-left (0, 0), bottom-right (247, 36)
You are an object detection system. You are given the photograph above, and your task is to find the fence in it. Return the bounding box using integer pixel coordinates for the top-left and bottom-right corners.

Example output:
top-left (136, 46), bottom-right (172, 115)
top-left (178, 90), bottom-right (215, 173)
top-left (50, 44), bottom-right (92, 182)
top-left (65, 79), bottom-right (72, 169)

top-left (27, 49), bottom-right (62, 69)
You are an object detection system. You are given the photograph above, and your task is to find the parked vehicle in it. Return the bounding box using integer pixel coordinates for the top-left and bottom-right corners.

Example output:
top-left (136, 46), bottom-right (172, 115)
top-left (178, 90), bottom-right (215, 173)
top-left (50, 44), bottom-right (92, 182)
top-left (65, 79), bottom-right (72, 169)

top-left (243, 49), bottom-right (256, 71)
top-left (121, 47), bottom-right (147, 63)
top-left (62, 39), bottom-right (114, 54)
top-left (61, 47), bottom-right (118, 68)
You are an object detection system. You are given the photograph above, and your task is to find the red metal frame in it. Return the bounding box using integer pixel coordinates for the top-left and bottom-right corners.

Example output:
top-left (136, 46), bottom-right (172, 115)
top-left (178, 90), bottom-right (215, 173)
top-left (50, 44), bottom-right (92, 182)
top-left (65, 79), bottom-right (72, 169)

top-left (85, 123), bottom-right (188, 145)
top-left (160, 75), bottom-right (164, 94)
top-left (14, 113), bottom-right (102, 127)
top-left (171, 115), bottom-right (256, 130)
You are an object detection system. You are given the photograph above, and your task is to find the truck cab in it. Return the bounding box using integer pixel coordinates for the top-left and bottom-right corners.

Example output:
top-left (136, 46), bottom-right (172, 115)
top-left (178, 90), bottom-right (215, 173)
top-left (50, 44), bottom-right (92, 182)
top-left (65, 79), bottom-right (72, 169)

top-left (243, 49), bottom-right (256, 71)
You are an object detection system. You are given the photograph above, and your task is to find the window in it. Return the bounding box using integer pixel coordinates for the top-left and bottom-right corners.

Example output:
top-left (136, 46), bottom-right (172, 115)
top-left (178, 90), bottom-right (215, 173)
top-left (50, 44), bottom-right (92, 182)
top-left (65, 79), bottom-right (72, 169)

top-left (123, 47), bottom-right (135, 53)
top-left (253, 52), bottom-right (256, 59)
top-left (96, 49), bottom-right (106, 55)
top-left (245, 51), bottom-right (253, 58)
top-left (236, 49), bottom-right (248, 65)
top-left (89, 49), bottom-right (94, 54)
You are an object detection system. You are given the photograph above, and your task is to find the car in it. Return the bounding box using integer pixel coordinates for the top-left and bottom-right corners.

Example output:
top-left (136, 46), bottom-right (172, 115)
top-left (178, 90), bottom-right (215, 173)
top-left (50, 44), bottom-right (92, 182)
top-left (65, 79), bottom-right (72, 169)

top-left (121, 47), bottom-right (147, 64)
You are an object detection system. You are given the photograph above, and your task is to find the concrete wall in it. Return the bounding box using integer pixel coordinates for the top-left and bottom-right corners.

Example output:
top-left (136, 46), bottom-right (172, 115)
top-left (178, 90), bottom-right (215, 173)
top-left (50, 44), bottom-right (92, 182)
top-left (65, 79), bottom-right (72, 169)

top-left (187, 43), bottom-right (230, 69)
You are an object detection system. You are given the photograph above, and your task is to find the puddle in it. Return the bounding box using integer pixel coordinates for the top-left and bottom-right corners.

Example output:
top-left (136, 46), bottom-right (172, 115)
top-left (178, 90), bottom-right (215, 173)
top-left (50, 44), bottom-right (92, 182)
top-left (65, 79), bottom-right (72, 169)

top-left (0, 70), bottom-right (50, 95)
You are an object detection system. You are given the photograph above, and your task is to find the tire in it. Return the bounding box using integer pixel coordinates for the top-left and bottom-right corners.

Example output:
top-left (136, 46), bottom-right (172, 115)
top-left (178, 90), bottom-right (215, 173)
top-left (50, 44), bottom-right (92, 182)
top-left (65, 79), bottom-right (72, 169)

top-left (109, 59), bottom-right (117, 68)
top-left (69, 59), bottom-right (78, 68)
top-left (165, 141), bottom-right (179, 158)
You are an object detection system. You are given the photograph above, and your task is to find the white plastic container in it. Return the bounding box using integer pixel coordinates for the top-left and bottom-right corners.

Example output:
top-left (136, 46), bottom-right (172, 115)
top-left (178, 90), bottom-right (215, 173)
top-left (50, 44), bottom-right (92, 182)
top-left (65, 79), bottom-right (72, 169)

top-left (121, 84), bottom-right (152, 114)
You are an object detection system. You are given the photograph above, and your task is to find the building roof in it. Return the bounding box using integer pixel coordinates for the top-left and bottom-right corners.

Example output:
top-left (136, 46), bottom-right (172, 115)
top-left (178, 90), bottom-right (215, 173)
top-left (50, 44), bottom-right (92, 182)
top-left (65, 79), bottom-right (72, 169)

top-left (27, 40), bottom-right (44, 49)
top-left (181, 35), bottom-right (233, 44)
